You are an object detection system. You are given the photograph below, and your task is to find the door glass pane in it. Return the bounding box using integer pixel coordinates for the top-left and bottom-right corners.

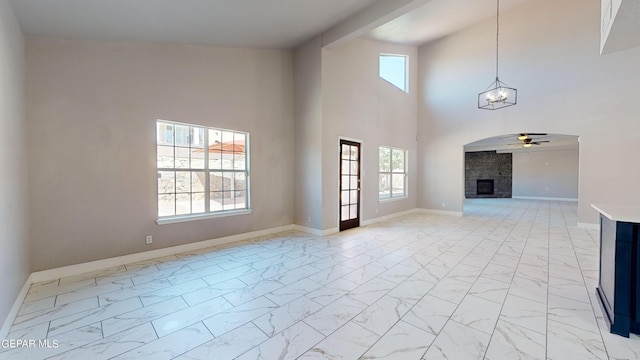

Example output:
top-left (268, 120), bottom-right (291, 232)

top-left (349, 176), bottom-right (358, 190)
top-left (341, 175), bottom-right (350, 190)
top-left (350, 204), bottom-right (358, 219)
top-left (341, 144), bottom-right (350, 159)
top-left (350, 146), bottom-right (358, 160)
top-left (341, 190), bottom-right (349, 204)
top-left (342, 160), bottom-right (350, 175)
top-left (350, 190), bottom-right (358, 203)
top-left (350, 161), bottom-right (358, 175)
top-left (341, 206), bottom-right (350, 221)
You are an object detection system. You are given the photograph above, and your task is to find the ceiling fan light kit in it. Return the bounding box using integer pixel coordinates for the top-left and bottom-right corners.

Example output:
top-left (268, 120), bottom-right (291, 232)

top-left (478, 0), bottom-right (517, 110)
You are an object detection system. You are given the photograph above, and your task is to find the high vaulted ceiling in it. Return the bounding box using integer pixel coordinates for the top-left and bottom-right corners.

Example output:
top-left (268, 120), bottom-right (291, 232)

top-left (9, 0), bottom-right (380, 49)
top-left (10, 0), bottom-right (537, 49)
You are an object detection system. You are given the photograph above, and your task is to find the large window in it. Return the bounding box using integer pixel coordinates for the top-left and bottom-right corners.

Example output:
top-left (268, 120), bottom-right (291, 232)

top-left (379, 54), bottom-right (408, 93)
top-left (156, 120), bottom-right (249, 221)
top-left (379, 146), bottom-right (407, 200)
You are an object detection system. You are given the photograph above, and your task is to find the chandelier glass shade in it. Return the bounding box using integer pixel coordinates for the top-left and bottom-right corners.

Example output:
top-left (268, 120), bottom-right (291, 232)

top-left (478, 78), bottom-right (517, 110)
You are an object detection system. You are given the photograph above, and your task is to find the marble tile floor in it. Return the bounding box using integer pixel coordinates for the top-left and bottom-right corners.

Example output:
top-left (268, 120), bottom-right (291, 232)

top-left (3, 199), bottom-right (640, 359)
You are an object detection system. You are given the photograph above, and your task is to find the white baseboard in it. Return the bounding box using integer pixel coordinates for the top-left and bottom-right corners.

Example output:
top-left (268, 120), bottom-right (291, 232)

top-left (1, 274), bottom-right (32, 341)
top-left (30, 224), bottom-right (295, 284)
top-left (293, 225), bottom-right (339, 236)
top-left (512, 196), bottom-right (579, 202)
top-left (417, 208), bottom-right (464, 217)
top-left (295, 209), bottom-right (420, 235)
top-left (361, 209), bottom-right (419, 226)
top-left (577, 222), bottom-right (600, 230)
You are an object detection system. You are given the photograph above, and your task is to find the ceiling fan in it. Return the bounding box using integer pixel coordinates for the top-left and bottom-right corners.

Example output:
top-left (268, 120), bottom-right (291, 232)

top-left (516, 133), bottom-right (547, 141)
top-left (509, 136), bottom-right (550, 148)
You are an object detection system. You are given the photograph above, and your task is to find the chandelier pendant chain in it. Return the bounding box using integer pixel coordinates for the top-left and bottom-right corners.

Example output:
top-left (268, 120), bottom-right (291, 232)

top-left (495, 0), bottom-right (499, 81)
top-left (477, 0), bottom-right (517, 110)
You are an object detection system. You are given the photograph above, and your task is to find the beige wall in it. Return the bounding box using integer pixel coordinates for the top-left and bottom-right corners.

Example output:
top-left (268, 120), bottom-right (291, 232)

top-left (322, 39), bottom-right (418, 229)
top-left (0, 0), bottom-right (29, 328)
top-left (512, 149), bottom-right (579, 199)
top-left (26, 38), bottom-right (294, 270)
top-left (294, 37), bottom-right (324, 229)
top-left (418, 0), bottom-right (640, 224)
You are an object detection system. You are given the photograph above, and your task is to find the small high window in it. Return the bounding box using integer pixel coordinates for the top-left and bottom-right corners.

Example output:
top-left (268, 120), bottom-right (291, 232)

top-left (379, 54), bottom-right (408, 92)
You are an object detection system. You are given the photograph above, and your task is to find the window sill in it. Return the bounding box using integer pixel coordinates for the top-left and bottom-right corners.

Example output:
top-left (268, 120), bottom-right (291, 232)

top-left (379, 196), bottom-right (408, 204)
top-left (156, 209), bottom-right (253, 225)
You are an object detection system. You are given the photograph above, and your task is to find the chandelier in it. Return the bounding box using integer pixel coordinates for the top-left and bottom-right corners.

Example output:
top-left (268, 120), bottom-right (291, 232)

top-left (478, 0), bottom-right (517, 110)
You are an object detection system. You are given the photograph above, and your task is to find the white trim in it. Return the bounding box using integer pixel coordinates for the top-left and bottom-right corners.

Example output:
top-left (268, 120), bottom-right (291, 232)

top-left (577, 222), bottom-right (600, 230)
top-left (417, 208), bottom-right (464, 217)
top-left (322, 227), bottom-right (339, 236)
top-left (30, 224), bottom-right (294, 283)
top-left (293, 225), bottom-right (339, 236)
top-left (1, 275), bottom-right (32, 341)
top-left (337, 136), bottom-right (363, 144)
top-left (361, 209), bottom-right (419, 226)
top-left (293, 225), bottom-right (323, 236)
top-left (512, 196), bottom-right (578, 202)
top-left (156, 209), bottom-right (253, 225)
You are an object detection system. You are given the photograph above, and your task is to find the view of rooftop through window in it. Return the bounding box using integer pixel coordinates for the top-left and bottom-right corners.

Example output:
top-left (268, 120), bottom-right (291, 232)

top-left (156, 120), bottom-right (249, 219)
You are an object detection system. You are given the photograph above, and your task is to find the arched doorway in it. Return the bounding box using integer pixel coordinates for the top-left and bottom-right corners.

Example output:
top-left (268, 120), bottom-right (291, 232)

top-left (462, 133), bottom-right (580, 220)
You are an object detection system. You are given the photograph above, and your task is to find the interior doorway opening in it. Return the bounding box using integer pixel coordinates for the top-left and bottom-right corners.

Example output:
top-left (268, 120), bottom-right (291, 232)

top-left (462, 133), bottom-right (580, 219)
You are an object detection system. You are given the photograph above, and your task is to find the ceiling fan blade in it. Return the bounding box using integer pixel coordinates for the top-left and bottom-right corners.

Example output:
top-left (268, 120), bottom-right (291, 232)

top-left (526, 133), bottom-right (548, 136)
top-left (531, 141), bottom-right (550, 145)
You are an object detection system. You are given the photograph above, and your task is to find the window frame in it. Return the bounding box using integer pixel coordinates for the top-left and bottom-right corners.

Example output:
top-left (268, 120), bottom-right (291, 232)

top-left (156, 120), bottom-right (251, 225)
top-left (379, 53), bottom-right (409, 93)
top-left (378, 145), bottom-right (408, 201)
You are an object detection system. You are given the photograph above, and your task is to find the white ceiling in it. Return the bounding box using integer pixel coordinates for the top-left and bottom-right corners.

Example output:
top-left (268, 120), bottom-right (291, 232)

top-left (367, 0), bottom-right (536, 45)
top-left (9, 0), bottom-right (537, 49)
top-left (8, 0), bottom-right (380, 49)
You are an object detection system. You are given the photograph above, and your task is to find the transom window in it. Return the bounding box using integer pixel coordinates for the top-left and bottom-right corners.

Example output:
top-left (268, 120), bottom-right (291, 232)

top-left (379, 146), bottom-right (407, 200)
top-left (379, 54), bottom-right (408, 93)
top-left (156, 120), bottom-right (249, 221)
